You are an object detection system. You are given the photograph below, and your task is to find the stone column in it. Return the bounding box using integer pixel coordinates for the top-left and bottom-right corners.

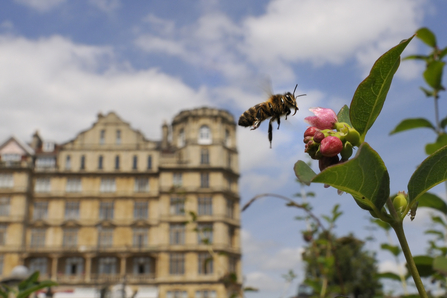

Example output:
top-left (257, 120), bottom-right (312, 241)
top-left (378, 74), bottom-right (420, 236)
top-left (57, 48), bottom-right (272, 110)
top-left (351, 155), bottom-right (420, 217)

top-left (50, 254), bottom-right (60, 281)
top-left (85, 254), bottom-right (93, 282)
top-left (119, 254), bottom-right (128, 277)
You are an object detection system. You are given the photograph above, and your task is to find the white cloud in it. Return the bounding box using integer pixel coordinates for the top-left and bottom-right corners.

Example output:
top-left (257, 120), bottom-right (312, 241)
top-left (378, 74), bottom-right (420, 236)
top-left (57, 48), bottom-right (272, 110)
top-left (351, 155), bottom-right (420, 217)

top-left (378, 259), bottom-right (407, 276)
top-left (14, 0), bottom-right (66, 12)
top-left (134, 0), bottom-right (425, 84)
top-left (0, 34), bottom-right (209, 143)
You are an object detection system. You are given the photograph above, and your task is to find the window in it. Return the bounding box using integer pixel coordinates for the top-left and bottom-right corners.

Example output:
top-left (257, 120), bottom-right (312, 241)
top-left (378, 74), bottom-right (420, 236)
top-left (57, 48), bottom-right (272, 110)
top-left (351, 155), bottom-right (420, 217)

top-left (65, 201), bottom-right (80, 220)
top-left (29, 258), bottom-right (48, 275)
top-left (99, 202), bottom-right (114, 220)
top-left (177, 129), bottom-right (185, 147)
top-left (226, 176), bottom-right (232, 190)
top-left (147, 155), bottom-right (152, 169)
top-left (66, 178), bottom-right (82, 193)
top-left (197, 223), bottom-right (213, 245)
top-left (173, 173), bottom-right (182, 187)
top-left (65, 155), bottom-right (71, 170)
top-left (63, 229), bottom-right (78, 247)
top-left (132, 155), bottom-right (138, 170)
top-left (0, 174), bottom-right (13, 188)
top-left (0, 225), bottom-right (6, 245)
top-left (170, 198), bottom-right (185, 215)
top-left (115, 155), bottom-right (120, 170)
top-left (200, 148), bottom-right (209, 165)
top-left (195, 291), bottom-right (216, 298)
top-left (42, 141), bottom-right (55, 152)
top-left (35, 157), bottom-right (56, 168)
top-left (98, 155), bottom-right (103, 169)
top-left (228, 226), bottom-right (236, 247)
top-left (198, 197), bottom-right (212, 215)
top-left (98, 257), bottom-right (117, 274)
top-left (100, 178), bottom-right (116, 193)
top-left (1, 154), bottom-right (20, 162)
top-left (228, 256), bottom-right (237, 273)
top-left (226, 199), bottom-right (234, 218)
top-left (80, 155), bottom-right (85, 170)
top-left (98, 228), bottom-right (114, 248)
top-left (30, 228), bottom-right (46, 248)
top-left (34, 178), bottom-right (50, 193)
top-left (198, 253), bottom-right (213, 275)
top-left (33, 202), bottom-right (48, 220)
top-left (134, 178), bottom-right (149, 192)
top-left (133, 257), bottom-right (151, 275)
top-left (169, 224), bottom-right (185, 245)
top-left (134, 201), bottom-right (148, 219)
top-left (133, 228), bottom-right (148, 248)
top-left (200, 173), bottom-right (209, 188)
top-left (167, 291), bottom-right (187, 298)
top-left (198, 125), bottom-right (212, 145)
top-left (116, 130), bottom-right (121, 145)
top-left (100, 130), bottom-right (105, 145)
top-left (65, 257), bottom-right (83, 275)
top-left (225, 129), bottom-right (231, 147)
top-left (169, 253), bottom-right (184, 275)
top-left (0, 198), bottom-right (10, 216)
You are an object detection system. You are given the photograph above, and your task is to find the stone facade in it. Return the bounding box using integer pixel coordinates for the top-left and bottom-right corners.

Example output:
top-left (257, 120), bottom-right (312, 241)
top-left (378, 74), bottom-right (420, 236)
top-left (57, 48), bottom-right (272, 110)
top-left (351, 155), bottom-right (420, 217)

top-left (0, 107), bottom-right (241, 298)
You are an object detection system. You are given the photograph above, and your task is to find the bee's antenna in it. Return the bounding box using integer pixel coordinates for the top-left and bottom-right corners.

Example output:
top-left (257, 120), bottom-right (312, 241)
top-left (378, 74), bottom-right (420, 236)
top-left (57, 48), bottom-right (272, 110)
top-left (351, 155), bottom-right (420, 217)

top-left (293, 84), bottom-right (298, 98)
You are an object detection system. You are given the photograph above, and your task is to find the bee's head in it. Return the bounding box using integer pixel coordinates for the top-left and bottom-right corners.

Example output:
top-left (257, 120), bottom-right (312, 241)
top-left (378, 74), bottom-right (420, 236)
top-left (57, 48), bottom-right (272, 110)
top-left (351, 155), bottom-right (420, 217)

top-left (287, 84), bottom-right (306, 116)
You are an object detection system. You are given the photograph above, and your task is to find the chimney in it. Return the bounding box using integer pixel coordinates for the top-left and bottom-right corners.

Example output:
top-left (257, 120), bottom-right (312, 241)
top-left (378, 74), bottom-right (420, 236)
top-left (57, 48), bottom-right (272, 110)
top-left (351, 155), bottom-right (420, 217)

top-left (161, 121), bottom-right (169, 150)
top-left (30, 130), bottom-right (42, 150)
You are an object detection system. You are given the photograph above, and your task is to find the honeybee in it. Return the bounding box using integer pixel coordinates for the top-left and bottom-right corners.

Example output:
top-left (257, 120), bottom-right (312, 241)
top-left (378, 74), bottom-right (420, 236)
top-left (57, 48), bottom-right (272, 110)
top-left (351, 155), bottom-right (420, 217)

top-left (238, 84), bottom-right (306, 148)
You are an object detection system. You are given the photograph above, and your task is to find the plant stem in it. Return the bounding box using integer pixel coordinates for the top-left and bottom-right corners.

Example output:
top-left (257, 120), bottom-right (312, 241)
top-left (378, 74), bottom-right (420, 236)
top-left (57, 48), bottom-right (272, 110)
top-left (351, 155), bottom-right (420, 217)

top-left (434, 95), bottom-right (441, 133)
top-left (391, 221), bottom-right (428, 298)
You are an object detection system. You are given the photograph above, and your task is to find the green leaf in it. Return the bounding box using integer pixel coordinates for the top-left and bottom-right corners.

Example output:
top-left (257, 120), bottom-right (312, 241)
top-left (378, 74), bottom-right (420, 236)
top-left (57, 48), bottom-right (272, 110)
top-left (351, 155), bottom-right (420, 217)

top-left (431, 215), bottom-right (446, 226)
top-left (417, 192), bottom-right (447, 215)
top-left (440, 116), bottom-right (447, 130)
top-left (350, 36), bottom-right (414, 140)
top-left (377, 272), bottom-right (402, 281)
top-left (440, 47), bottom-right (447, 60)
top-left (403, 54), bottom-right (429, 61)
top-left (425, 134), bottom-right (447, 155)
top-left (337, 105), bottom-right (352, 127)
top-left (294, 160), bottom-right (317, 186)
top-left (412, 255), bottom-right (435, 277)
top-left (381, 243), bottom-right (401, 257)
top-left (408, 145), bottom-right (447, 204)
top-left (420, 86), bottom-right (434, 97)
top-left (433, 256), bottom-right (447, 275)
top-left (416, 27), bottom-right (437, 48)
top-left (423, 61), bottom-right (445, 90)
top-left (312, 143), bottom-right (389, 211)
top-left (425, 229), bottom-right (444, 238)
top-left (389, 118), bottom-right (436, 135)
top-left (17, 281), bottom-right (58, 298)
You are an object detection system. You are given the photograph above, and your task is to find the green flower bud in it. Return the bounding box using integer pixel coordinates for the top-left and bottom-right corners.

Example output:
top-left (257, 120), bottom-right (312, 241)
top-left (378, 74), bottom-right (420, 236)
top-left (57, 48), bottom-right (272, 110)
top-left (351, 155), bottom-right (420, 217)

top-left (345, 128), bottom-right (361, 147)
top-left (334, 122), bottom-right (351, 134)
top-left (393, 193), bottom-right (408, 213)
top-left (340, 141), bottom-right (353, 161)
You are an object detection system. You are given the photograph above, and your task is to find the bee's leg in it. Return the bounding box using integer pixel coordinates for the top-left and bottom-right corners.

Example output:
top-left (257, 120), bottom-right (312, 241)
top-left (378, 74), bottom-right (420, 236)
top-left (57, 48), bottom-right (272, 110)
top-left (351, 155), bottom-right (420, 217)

top-left (251, 120), bottom-right (261, 130)
top-left (276, 116), bottom-right (280, 129)
top-left (268, 117), bottom-right (274, 148)
top-left (285, 107), bottom-right (291, 120)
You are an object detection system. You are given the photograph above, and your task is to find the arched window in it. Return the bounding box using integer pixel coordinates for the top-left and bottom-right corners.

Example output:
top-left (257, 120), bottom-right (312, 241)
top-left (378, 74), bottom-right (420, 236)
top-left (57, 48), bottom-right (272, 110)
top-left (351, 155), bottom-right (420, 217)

top-left (225, 129), bottom-right (231, 147)
top-left (198, 125), bottom-right (212, 145)
top-left (177, 128), bottom-right (185, 147)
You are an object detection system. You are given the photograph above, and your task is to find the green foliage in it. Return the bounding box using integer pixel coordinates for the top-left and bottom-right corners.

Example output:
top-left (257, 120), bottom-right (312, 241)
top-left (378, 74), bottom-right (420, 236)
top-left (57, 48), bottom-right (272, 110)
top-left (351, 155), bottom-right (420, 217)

top-left (336, 105), bottom-right (352, 126)
top-left (389, 118), bottom-right (436, 135)
top-left (412, 256), bottom-right (435, 277)
top-left (423, 61), bottom-right (445, 90)
top-left (415, 27), bottom-right (437, 47)
top-left (349, 36), bottom-right (414, 141)
top-left (407, 145), bottom-right (447, 204)
top-left (380, 243), bottom-right (401, 257)
top-left (0, 271), bottom-right (57, 298)
top-left (425, 133), bottom-right (447, 155)
top-left (417, 192), bottom-right (447, 215)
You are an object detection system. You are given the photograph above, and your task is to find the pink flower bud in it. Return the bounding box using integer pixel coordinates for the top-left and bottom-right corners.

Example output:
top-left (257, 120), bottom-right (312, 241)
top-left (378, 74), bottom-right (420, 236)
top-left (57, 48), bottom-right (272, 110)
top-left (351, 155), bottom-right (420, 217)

top-left (304, 107), bottom-right (338, 130)
top-left (304, 126), bottom-right (319, 138)
top-left (313, 131), bottom-right (325, 143)
top-left (320, 136), bottom-right (343, 157)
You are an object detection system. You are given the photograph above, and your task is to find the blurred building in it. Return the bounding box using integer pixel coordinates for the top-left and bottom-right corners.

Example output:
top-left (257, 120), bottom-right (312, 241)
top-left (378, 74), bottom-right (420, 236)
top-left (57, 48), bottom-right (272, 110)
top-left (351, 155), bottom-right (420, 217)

top-left (0, 107), bottom-right (241, 298)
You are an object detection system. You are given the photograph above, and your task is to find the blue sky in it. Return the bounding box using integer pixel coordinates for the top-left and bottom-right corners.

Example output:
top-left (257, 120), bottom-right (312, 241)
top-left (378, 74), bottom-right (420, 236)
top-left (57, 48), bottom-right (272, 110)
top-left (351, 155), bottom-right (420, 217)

top-left (1, 0), bottom-right (447, 296)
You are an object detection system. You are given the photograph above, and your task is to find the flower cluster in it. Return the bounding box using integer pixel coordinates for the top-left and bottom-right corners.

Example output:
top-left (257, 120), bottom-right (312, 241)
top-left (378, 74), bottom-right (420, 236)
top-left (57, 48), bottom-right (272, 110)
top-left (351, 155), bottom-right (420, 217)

top-left (303, 108), bottom-right (361, 171)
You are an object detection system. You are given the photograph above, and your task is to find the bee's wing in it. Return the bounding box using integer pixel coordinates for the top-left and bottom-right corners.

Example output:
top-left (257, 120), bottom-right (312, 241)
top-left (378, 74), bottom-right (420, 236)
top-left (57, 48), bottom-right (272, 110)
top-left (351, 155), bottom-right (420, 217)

top-left (258, 75), bottom-right (273, 98)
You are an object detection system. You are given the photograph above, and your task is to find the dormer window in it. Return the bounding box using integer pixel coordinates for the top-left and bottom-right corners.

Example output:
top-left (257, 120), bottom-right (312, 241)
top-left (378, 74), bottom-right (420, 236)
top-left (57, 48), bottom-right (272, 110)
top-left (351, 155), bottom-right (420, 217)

top-left (198, 125), bottom-right (212, 145)
top-left (100, 130), bottom-right (105, 145)
top-left (116, 130), bottom-right (121, 145)
top-left (42, 141), bottom-right (55, 152)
